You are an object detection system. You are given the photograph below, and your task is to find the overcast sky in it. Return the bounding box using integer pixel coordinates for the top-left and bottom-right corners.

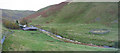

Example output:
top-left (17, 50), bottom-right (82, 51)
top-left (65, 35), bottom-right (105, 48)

top-left (0, 0), bottom-right (66, 11)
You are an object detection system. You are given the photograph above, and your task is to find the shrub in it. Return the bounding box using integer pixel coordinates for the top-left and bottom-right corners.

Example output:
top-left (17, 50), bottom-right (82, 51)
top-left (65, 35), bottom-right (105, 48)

top-left (20, 19), bottom-right (28, 25)
top-left (3, 19), bottom-right (20, 29)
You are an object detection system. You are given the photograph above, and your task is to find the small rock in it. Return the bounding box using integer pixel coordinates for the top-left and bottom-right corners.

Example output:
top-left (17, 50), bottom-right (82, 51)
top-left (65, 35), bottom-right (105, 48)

top-left (56, 35), bottom-right (62, 38)
top-left (66, 39), bottom-right (70, 41)
top-left (70, 40), bottom-right (74, 42)
top-left (62, 38), bottom-right (65, 39)
top-left (78, 42), bottom-right (81, 43)
top-left (75, 41), bottom-right (78, 42)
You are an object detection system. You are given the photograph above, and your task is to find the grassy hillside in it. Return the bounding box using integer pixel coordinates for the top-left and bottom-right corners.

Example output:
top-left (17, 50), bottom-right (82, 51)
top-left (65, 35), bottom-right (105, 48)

top-left (31, 2), bottom-right (118, 26)
top-left (0, 9), bottom-right (35, 51)
top-left (2, 2), bottom-right (118, 51)
top-left (3, 30), bottom-right (117, 51)
top-left (29, 2), bottom-right (118, 46)
top-left (0, 9), bottom-right (35, 20)
top-left (23, 2), bottom-right (68, 20)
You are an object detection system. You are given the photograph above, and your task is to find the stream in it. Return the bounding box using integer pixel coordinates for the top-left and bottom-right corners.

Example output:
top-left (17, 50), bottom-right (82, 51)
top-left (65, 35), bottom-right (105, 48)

top-left (39, 28), bottom-right (115, 48)
top-left (1, 31), bottom-right (14, 45)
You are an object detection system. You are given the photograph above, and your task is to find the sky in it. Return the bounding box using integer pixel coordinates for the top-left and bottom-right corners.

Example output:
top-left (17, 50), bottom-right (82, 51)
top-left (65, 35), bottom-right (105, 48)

top-left (0, 0), bottom-right (66, 11)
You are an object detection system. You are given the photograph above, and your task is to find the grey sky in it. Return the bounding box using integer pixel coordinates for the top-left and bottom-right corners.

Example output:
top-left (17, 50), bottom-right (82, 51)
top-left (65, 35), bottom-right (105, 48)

top-left (0, 0), bottom-right (66, 11)
top-left (0, 0), bottom-right (119, 11)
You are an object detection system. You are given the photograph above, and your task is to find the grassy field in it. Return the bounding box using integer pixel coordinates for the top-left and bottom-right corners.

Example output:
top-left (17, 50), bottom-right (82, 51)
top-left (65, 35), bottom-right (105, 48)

top-left (31, 23), bottom-right (118, 46)
top-left (2, 30), bottom-right (117, 51)
top-left (2, 2), bottom-right (118, 51)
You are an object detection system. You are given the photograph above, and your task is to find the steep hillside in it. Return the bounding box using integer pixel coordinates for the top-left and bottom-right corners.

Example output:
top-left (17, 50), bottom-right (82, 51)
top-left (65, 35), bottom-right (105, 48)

top-left (27, 2), bottom-right (118, 46)
top-left (29, 2), bottom-right (118, 26)
top-left (23, 2), bottom-right (68, 20)
top-left (0, 9), bottom-right (35, 20)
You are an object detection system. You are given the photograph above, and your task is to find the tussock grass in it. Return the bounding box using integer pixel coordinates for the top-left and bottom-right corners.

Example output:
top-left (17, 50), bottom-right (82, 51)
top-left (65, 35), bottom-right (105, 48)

top-left (3, 30), bottom-right (117, 51)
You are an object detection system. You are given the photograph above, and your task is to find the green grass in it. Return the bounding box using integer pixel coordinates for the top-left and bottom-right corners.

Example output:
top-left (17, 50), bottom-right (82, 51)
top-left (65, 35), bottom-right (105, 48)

top-left (2, 30), bottom-right (117, 51)
top-left (29, 2), bottom-right (118, 46)
top-left (31, 23), bottom-right (118, 46)
top-left (30, 2), bottom-right (118, 25)
top-left (3, 2), bottom-right (118, 51)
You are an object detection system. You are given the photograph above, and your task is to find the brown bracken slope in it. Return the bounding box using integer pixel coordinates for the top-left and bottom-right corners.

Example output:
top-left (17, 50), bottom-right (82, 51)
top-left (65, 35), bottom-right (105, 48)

top-left (23, 2), bottom-right (68, 20)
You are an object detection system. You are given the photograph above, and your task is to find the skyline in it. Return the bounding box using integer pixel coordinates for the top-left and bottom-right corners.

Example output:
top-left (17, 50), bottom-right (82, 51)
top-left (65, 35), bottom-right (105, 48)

top-left (0, 0), bottom-right (66, 11)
